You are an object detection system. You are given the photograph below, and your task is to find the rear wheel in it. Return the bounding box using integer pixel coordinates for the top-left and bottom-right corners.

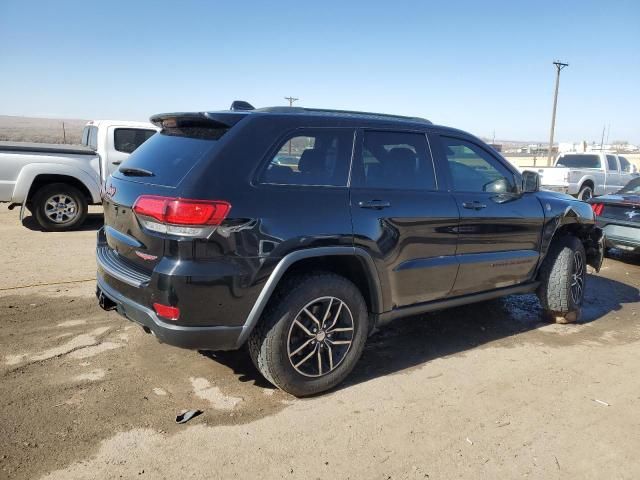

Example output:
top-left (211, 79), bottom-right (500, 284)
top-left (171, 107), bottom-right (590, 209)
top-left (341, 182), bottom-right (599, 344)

top-left (577, 185), bottom-right (593, 201)
top-left (32, 183), bottom-right (88, 231)
top-left (248, 273), bottom-right (368, 396)
top-left (537, 236), bottom-right (586, 323)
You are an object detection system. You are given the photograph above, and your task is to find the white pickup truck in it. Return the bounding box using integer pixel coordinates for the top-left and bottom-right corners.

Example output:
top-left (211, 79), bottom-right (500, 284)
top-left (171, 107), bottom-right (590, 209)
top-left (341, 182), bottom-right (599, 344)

top-left (524, 152), bottom-right (636, 201)
top-left (0, 120), bottom-right (158, 230)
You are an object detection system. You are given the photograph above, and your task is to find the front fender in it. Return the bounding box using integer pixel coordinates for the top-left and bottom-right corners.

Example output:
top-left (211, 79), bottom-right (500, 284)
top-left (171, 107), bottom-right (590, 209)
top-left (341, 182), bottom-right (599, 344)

top-left (537, 193), bottom-right (603, 272)
top-left (12, 163), bottom-right (101, 204)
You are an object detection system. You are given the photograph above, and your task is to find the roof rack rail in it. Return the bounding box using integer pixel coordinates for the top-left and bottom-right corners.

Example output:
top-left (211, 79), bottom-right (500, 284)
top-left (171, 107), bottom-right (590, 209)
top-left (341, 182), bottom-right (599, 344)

top-left (256, 106), bottom-right (431, 124)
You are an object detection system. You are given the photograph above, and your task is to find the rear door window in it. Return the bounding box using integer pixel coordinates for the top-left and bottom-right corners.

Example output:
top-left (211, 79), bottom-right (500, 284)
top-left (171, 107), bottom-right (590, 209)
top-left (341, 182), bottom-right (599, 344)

top-left (556, 154), bottom-right (601, 168)
top-left (352, 130), bottom-right (436, 190)
top-left (114, 128), bottom-right (156, 154)
top-left (620, 156), bottom-right (632, 173)
top-left (606, 155), bottom-right (619, 171)
top-left (260, 128), bottom-right (354, 186)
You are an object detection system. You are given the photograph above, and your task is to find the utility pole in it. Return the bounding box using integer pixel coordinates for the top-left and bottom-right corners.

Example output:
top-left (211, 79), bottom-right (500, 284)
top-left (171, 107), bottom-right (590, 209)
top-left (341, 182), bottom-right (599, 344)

top-left (284, 96), bottom-right (299, 154)
top-left (547, 60), bottom-right (569, 166)
top-left (62, 121), bottom-right (66, 144)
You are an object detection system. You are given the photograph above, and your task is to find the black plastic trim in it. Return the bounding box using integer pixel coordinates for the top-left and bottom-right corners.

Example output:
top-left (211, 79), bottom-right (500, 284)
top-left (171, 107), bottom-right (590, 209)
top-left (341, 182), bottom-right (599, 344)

top-left (235, 246), bottom-right (383, 347)
top-left (375, 281), bottom-right (540, 328)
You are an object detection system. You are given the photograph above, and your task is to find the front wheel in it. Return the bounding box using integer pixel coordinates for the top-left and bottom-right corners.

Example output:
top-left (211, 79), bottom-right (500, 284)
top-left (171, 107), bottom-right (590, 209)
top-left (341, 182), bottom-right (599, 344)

top-left (248, 273), bottom-right (368, 396)
top-left (537, 236), bottom-right (586, 323)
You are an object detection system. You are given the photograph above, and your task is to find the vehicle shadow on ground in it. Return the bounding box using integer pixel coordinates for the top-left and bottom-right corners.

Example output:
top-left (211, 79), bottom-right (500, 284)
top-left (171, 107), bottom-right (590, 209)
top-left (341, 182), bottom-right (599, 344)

top-left (202, 274), bottom-right (639, 394)
top-left (21, 213), bottom-right (103, 232)
top-left (341, 274), bottom-right (639, 391)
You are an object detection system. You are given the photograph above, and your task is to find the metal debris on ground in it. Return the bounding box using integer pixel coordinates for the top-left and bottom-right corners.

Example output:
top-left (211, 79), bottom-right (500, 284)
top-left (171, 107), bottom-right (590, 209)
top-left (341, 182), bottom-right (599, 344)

top-left (175, 409), bottom-right (203, 424)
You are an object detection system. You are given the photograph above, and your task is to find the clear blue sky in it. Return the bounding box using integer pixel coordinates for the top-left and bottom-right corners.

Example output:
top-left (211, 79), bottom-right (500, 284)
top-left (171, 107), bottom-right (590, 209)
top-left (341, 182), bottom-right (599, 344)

top-left (1, 0), bottom-right (638, 143)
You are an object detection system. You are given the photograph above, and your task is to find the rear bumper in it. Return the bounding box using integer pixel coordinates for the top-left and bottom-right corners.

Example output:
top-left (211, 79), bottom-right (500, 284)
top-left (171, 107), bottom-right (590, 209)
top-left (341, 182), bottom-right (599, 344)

top-left (597, 219), bottom-right (640, 251)
top-left (96, 273), bottom-right (243, 350)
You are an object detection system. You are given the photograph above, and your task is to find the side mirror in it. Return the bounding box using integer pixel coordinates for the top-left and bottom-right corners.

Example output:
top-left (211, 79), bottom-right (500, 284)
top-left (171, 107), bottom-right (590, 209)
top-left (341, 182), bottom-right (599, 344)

top-left (521, 170), bottom-right (540, 193)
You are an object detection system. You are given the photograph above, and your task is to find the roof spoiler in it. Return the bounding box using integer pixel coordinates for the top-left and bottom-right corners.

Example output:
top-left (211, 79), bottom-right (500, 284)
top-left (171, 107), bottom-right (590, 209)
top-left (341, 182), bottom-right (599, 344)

top-left (150, 111), bottom-right (247, 129)
top-left (230, 100), bottom-right (255, 111)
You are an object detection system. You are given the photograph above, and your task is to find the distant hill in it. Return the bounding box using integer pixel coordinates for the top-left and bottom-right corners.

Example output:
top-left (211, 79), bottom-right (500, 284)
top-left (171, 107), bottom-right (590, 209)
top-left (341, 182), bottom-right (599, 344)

top-left (0, 115), bottom-right (88, 144)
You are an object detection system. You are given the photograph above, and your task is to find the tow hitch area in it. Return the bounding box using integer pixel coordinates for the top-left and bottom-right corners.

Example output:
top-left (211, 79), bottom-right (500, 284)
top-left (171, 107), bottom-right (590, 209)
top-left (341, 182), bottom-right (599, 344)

top-left (96, 288), bottom-right (117, 311)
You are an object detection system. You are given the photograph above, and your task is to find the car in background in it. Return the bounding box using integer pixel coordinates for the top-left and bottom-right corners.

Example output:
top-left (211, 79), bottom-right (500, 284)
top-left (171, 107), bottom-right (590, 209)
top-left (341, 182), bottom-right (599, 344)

top-left (524, 152), bottom-right (635, 201)
top-left (590, 177), bottom-right (640, 253)
top-left (0, 120), bottom-right (158, 230)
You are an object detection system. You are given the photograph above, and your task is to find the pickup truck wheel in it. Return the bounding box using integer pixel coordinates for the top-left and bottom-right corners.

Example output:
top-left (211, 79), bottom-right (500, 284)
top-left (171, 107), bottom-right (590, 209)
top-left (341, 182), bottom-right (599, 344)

top-left (537, 236), bottom-right (586, 324)
top-left (32, 183), bottom-right (88, 231)
top-left (577, 185), bottom-right (593, 201)
top-left (248, 273), bottom-right (368, 397)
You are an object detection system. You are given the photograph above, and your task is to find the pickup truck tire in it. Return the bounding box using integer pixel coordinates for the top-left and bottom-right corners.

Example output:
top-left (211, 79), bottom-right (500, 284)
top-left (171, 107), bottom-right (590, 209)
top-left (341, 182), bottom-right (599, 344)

top-left (248, 272), bottom-right (368, 397)
top-left (32, 183), bottom-right (88, 231)
top-left (577, 185), bottom-right (593, 201)
top-left (537, 236), bottom-right (586, 324)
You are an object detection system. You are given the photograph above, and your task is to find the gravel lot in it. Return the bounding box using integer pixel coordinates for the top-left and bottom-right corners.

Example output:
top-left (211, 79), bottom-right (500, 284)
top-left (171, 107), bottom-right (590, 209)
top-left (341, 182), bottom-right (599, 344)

top-left (1, 205), bottom-right (640, 480)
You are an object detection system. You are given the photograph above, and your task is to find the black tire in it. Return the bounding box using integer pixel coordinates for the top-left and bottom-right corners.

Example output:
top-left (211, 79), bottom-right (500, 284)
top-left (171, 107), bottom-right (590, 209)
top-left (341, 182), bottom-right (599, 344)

top-left (537, 236), bottom-right (586, 324)
top-left (577, 185), bottom-right (593, 201)
top-left (248, 272), bottom-right (368, 397)
top-left (32, 183), bottom-right (88, 231)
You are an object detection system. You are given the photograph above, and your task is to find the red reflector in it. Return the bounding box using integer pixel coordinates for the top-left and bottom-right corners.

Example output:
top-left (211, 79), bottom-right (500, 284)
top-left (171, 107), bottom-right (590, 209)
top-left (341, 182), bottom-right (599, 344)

top-left (591, 203), bottom-right (604, 216)
top-left (133, 195), bottom-right (231, 225)
top-left (153, 303), bottom-right (180, 321)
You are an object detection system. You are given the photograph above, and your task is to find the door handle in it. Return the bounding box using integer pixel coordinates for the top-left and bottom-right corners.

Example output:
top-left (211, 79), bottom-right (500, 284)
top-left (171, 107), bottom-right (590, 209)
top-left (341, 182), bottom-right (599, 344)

top-left (112, 161), bottom-right (122, 165)
top-left (358, 200), bottom-right (391, 210)
top-left (462, 201), bottom-right (487, 210)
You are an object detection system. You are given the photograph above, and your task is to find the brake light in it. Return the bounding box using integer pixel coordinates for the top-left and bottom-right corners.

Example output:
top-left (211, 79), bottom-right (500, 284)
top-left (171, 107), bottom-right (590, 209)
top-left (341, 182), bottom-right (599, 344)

top-left (133, 195), bottom-right (231, 237)
top-left (153, 303), bottom-right (180, 321)
top-left (591, 203), bottom-right (604, 216)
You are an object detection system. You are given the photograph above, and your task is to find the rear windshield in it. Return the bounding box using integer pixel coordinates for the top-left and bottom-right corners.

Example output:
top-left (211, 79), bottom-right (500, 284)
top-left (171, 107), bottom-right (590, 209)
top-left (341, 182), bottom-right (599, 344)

top-left (556, 154), bottom-right (601, 169)
top-left (620, 177), bottom-right (640, 194)
top-left (112, 127), bottom-right (226, 186)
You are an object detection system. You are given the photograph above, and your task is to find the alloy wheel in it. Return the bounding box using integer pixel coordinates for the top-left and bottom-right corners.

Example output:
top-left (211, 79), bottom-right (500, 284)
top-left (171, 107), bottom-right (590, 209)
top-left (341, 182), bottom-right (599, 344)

top-left (287, 296), bottom-right (355, 378)
top-left (44, 194), bottom-right (78, 224)
top-left (570, 250), bottom-right (585, 304)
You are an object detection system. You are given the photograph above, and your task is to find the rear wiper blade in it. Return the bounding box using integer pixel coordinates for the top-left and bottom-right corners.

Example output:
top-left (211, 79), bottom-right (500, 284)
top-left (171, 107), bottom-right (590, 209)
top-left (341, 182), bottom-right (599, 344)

top-left (119, 167), bottom-right (154, 177)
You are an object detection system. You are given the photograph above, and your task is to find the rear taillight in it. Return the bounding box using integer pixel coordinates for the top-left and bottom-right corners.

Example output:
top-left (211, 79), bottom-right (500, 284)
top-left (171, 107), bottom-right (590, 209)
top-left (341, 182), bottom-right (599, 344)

top-left (591, 203), bottom-right (604, 216)
top-left (133, 195), bottom-right (231, 237)
top-left (153, 302), bottom-right (180, 321)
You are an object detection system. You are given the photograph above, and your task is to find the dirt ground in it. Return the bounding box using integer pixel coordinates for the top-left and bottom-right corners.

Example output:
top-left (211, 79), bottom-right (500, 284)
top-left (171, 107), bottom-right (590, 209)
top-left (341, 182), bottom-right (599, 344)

top-left (1, 206), bottom-right (640, 480)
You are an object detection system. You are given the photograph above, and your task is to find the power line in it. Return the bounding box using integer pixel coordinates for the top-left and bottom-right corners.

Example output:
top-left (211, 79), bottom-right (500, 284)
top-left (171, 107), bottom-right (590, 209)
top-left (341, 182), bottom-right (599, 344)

top-left (547, 60), bottom-right (569, 166)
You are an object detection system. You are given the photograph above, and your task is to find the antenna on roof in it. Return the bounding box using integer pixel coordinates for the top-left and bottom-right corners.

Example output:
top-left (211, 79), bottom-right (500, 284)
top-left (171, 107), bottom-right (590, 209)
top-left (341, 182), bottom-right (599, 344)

top-left (230, 100), bottom-right (255, 111)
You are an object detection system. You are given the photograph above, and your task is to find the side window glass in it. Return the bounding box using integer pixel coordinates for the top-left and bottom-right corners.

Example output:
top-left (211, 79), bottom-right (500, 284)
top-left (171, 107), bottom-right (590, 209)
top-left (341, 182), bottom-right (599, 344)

top-left (440, 136), bottom-right (516, 193)
top-left (81, 127), bottom-right (90, 146)
top-left (114, 128), bottom-right (156, 154)
top-left (606, 155), bottom-right (618, 171)
top-left (260, 128), bottom-right (353, 186)
top-left (620, 157), bottom-right (632, 173)
top-left (354, 131), bottom-right (436, 190)
top-left (88, 126), bottom-right (98, 150)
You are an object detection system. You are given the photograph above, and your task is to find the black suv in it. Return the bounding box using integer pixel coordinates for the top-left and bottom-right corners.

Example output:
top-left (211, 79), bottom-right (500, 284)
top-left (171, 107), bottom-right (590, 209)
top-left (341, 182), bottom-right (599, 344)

top-left (96, 104), bottom-right (603, 396)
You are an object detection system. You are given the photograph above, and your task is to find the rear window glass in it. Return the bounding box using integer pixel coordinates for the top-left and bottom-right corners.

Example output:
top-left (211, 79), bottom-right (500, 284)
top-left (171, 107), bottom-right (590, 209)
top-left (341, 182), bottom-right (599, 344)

top-left (113, 127), bottom-right (225, 186)
top-left (114, 128), bottom-right (156, 154)
top-left (620, 177), bottom-right (640, 193)
top-left (556, 154), bottom-right (601, 168)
